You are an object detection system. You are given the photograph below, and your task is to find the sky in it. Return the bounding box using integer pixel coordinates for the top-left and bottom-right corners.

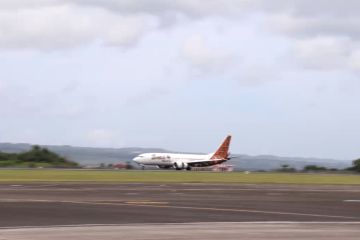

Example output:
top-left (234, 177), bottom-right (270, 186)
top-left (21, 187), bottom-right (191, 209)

top-left (0, 0), bottom-right (360, 160)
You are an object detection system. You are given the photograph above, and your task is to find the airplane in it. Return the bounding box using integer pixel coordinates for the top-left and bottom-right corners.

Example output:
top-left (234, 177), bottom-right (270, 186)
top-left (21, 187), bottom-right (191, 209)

top-left (132, 135), bottom-right (232, 170)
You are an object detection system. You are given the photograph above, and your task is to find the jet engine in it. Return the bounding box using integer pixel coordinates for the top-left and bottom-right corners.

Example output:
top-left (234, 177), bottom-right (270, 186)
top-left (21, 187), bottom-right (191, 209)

top-left (174, 161), bottom-right (188, 170)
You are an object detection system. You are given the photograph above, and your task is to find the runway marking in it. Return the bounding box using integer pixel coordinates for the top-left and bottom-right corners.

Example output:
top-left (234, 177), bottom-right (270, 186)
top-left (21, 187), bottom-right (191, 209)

top-left (0, 199), bottom-right (56, 203)
top-left (344, 200), bottom-right (360, 202)
top-left (124, 201), bottom-right (168, 205)
top-left (112, 202), bottom-right (360, 220)
top-left (1, 185), bottom-right (360, 192)
top-left (1, 188), bottom-right (360, 194)
top-left (266, 193), bottom-right (283, 196)
top-left (2, 198), bottom-right (358, 220)
top-left (1, 222), bottom-right (360, 230)
top-left (0, 198), bottom-right (358, 220)
top-left (170, 188), bottom-right (360, 193)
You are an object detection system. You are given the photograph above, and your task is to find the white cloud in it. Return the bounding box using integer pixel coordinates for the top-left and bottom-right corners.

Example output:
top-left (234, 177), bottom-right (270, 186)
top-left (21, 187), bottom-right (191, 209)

top-left (0, 0), bottom-right (259, 50)
top-left (271, 14), bottom-right (360, 41)
top-left (1, 0), bottom-right (360, 52)
top-left (238, 64), bottom-right (281, 86)
top-left (0, 0), bottom-right (62, 10)
top-left (71, 0), bottom-right (255, 18)
top-left (101, 14), bottom-right (158, 47)
top-left (0, 5), bottom-right (92, 49)
top-left (0, 3), bottom-right (158, 50)
top-left (293, 36), bottom-right (352, 70)
top-left (259, 0), bottom-right (360, 17)
top-left (182, 34), bottom-right (232, 71)
top-left (348, 50), bottom-right (360, 71)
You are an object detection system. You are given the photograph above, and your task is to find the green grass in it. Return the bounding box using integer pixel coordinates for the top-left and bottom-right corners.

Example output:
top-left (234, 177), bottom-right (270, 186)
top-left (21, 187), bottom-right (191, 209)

top-left (0, 169), bottom-right (359, 184)
top-left (0, 161), bottom-right (57, 168)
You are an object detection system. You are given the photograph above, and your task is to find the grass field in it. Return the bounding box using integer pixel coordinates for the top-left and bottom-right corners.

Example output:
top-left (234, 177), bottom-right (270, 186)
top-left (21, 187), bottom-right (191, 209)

top-left (0, 169), bottom-right (359, 184)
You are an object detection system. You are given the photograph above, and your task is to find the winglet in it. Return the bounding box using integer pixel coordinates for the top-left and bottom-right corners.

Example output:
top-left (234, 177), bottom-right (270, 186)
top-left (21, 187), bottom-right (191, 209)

top-left (211, 135), bottom-right (232, 160)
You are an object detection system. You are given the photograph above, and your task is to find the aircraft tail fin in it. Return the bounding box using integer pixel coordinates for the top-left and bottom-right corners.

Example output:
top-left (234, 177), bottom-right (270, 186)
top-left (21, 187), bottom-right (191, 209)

top-left (210, 135), bottom-right (231, 160)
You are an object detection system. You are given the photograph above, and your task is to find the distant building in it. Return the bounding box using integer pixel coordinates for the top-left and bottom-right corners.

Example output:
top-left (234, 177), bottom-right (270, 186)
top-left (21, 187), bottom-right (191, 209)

top-left (191, 164), bottom-right (234, 172)
top-left (212, 164), bottom-right (234, 172)
top-left (112, 163), bottom-right (127, 169)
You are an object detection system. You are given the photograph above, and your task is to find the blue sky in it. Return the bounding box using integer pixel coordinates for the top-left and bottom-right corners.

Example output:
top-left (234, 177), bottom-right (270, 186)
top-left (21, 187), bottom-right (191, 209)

top-left (0, 0), bottom-right (360, 160)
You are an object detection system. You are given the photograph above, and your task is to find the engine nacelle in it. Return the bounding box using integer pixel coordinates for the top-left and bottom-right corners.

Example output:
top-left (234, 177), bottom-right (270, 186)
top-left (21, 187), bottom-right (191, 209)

top-left (158, 165), bottom-right (171, 169)
top-left (174, 161), bottom-right (188, 170)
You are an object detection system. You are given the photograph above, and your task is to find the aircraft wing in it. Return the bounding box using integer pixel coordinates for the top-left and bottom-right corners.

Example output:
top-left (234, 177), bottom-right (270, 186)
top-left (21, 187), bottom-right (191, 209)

top-left (186, 159), bottom-right (228, 167)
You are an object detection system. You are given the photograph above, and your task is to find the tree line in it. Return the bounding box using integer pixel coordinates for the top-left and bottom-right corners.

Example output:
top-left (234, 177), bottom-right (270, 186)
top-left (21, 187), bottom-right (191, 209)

top-left (280, 159), bottom-right (360, 172)
top-left (0, 145), bottom-right (78, 168)
top-left (347, 159), bottom-right (360, 172)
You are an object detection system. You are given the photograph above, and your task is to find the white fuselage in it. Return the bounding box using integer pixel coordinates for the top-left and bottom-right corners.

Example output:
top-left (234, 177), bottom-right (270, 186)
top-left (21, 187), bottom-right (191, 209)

top-left (133, 153), bottom-right (212, 167)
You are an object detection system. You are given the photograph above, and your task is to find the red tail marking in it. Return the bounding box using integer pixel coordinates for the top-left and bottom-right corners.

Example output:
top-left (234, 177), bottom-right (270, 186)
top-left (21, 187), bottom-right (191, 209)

top-left (211, 135), bottom-right (231, 160)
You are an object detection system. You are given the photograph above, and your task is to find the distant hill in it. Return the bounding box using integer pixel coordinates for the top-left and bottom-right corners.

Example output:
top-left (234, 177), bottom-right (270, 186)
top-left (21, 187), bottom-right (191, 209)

top-left (234, 154), bottom-right (351, 171)
top-left (0, 142), bottom-right (352, 170)
top-left (0, 145), bottom-right (78, 168)
top-left (0, 143), bottom-right (167, 166)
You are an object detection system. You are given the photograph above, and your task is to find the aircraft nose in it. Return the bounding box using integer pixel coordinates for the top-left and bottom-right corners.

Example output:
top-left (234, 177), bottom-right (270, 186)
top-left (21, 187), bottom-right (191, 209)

top-left (133, 156), bottom-right (141, 163)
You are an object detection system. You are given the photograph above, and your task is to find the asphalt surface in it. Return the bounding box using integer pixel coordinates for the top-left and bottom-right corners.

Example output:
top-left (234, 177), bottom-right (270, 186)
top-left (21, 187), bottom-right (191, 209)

top-left (2, 223), bottom-right (360, 240)
top-left (0, 183), bottom-right (360, 227)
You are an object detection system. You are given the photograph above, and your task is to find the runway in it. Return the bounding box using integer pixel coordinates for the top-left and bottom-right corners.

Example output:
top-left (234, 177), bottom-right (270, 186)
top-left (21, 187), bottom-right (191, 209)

top-left (1, 222), bottom-right (360, 240)
top-left (0, 183), bottom-right (360, 226)
top-left (0, 183), bottom-right (359, 239)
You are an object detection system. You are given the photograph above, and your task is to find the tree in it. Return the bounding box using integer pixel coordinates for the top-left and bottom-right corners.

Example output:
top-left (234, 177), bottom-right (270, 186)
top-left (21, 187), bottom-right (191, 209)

top-left (0, 146), bottom-right (78, 168)
top-left (303, 165), bottom-right (327, 171)
top-left (281, 164), bottom-right (289, 169)
top-left (348, 159), bottom-right (360, 172)
top-left (279, 164), bottom-right (296, 172)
